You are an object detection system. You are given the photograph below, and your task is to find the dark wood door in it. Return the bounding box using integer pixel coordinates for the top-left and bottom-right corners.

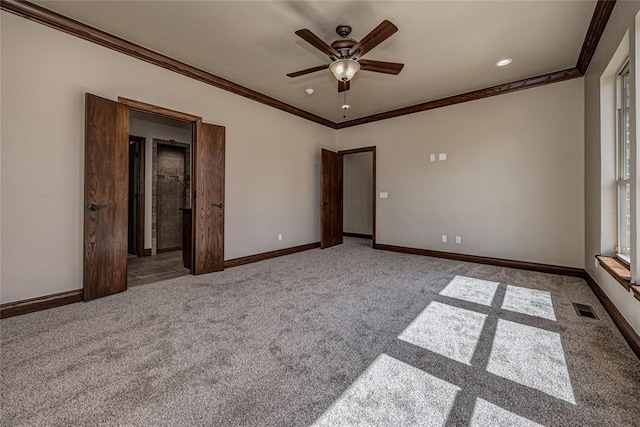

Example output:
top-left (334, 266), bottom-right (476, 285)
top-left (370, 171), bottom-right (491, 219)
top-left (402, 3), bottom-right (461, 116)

top-left (84, 93), bottom-right (129, 301)
top-left (127, 142), bottom-right (137, 255)
top-left (321, 148), bottom-right (343, 248)
top-left (192, 121), bottom-right (225, 274)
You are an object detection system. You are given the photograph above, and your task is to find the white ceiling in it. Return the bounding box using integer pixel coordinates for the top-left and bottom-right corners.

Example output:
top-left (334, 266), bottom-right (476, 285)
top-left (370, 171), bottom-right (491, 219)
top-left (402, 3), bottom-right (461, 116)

top-left (34, 1), bottom-right (596, 123)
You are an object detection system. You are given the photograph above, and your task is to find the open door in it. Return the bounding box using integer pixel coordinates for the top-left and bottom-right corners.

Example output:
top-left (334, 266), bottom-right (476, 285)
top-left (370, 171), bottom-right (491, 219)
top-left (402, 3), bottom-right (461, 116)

top-left (84, 93), bottom-right (129, 301)
top-left (321, 148), bottom-right (343, 248)
top-left (192, 122), bottom-right (225, 274)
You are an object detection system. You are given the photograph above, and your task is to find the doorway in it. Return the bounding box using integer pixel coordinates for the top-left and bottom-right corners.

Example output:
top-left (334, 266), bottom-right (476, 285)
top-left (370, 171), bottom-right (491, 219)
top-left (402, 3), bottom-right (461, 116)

top-left (152, 139), bottom-right (191, 254)
top-left (126, 111), bottom-right (193, 287)
top-left (320, 146), bottom-right (376, 249)
top-left (128, 135), bottom-right (145, 257)
top-left (83, 94), bottom-right (226, 301)
top-left (342, 149), bottom-right (375, 244)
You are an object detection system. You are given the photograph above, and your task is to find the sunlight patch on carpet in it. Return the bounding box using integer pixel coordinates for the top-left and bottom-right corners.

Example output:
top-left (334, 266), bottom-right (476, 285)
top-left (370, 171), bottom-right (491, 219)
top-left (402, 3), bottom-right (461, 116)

top-left (439, 275), bottom-right (499, 306)
top-left (501, 285), bottom-right (556, 321)
top-left (487, 319), bottom-right (575, 404)
top-left (398, 301), bottom-right (487, 365)
top-left (313, 354), bottom-right (460, 427)
top-left (470, 398), bottom-right (543, 427)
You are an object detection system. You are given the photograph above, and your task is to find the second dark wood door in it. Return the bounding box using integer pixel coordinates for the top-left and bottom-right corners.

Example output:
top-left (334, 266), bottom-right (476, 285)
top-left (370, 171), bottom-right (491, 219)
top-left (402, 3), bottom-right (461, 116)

top-left (192, 122), bottom-right (225, 274)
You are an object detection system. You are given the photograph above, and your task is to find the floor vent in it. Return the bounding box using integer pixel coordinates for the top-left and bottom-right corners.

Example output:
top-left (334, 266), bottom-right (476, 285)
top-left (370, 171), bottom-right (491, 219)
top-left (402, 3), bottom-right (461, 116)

top-left (573, 303), bottom-right (598, 319)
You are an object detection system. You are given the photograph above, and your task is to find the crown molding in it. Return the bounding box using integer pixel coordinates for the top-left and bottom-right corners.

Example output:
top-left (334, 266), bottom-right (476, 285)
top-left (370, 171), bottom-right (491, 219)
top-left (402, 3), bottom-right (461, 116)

top-left (337, 0), bottom-right (616, 129)
top-left (577, 0), bottom-right (617, 75)
top-left (336, 68), bottom-right (582, 129)
top-left (0, 0), bottom-right (336, 129)
top-left (1, 0), bottom-right (616, 130)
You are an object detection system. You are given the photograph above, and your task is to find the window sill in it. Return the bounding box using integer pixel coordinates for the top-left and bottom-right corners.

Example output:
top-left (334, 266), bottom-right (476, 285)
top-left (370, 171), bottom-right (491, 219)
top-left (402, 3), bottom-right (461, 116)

top-left (616, 254), bottom-right (630, 268)
top-left (632, 285), bottom-right (640, 303)
top-left (596, 256), bottom-right (632, 291)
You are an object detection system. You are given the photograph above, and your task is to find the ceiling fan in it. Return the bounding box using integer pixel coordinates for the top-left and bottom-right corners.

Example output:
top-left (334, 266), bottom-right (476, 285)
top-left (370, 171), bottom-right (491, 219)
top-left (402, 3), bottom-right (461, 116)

top-left (287, 20), bottom-right (404, 93)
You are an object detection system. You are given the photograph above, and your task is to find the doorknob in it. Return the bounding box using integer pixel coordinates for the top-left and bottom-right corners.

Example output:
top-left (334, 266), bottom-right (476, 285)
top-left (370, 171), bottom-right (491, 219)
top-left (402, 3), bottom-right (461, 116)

top-left (320, 202), bottom-right (328, 206)
top-left (216, 203), bottom-right (224, 208)
top-left (87, 204), bottom-right (98, 211)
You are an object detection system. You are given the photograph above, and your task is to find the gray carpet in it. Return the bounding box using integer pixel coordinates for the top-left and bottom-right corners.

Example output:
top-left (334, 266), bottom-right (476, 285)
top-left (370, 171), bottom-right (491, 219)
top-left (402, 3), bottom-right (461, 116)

top-left (2, 238), bottom-right (639, 426)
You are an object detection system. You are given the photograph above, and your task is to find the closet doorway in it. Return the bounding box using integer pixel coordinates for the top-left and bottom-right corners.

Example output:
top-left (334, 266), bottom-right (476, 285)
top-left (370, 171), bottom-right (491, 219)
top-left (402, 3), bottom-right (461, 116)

top-left (342, 148), bottom-right (375, 245)
top-left (320, 146), bottom-right (376, 249)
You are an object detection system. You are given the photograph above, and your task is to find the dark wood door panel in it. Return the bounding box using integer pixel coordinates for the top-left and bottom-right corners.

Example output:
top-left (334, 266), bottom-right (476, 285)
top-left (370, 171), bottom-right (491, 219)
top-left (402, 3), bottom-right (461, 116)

top-left (84, 93), bottom-right (129, 301)
top-left (333, 153), bottom-right (344, 247)
top-left (321, 149), bottom-right (343, 249)
top-left (321, 149), bottom-right (331, 248)
top-left (193, 122), bottom-right (225, 274)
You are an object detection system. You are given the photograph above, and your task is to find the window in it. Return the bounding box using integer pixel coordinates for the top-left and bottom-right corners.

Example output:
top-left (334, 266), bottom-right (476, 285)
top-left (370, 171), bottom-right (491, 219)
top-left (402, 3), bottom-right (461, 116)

top-left (616, 61), bottom-right (631, 264)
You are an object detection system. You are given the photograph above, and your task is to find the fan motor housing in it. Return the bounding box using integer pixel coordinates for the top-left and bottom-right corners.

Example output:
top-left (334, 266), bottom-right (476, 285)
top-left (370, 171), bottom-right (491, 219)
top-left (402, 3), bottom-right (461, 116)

top-left (331, 38), bottom-right (357, 57)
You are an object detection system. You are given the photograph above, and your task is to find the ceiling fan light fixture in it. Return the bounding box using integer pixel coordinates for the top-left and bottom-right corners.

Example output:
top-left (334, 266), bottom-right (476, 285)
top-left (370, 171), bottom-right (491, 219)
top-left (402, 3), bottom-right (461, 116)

top-left (329, 59), bottom-right (360, 82)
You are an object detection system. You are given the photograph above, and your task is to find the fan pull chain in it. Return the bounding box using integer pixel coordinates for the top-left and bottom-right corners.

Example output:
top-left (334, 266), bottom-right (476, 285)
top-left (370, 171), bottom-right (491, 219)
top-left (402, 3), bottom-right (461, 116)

top-left (342, 90), bottom-right (347, 119)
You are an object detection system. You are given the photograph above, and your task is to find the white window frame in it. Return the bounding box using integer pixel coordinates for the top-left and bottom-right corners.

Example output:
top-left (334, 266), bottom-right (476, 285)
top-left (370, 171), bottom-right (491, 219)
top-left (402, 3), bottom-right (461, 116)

top-left (616, 60), bottom-right (631, 265)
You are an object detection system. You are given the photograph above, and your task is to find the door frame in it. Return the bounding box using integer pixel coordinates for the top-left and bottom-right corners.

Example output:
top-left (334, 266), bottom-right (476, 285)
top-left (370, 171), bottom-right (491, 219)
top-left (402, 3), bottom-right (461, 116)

top-left (337, 146), bottom-right (376, 247)
top-left (84, 95), bottom-right (225, 300)
top-left (152, 139), bottom-right (190, 254)
top-left (129, 135), bottom-right (146, 257)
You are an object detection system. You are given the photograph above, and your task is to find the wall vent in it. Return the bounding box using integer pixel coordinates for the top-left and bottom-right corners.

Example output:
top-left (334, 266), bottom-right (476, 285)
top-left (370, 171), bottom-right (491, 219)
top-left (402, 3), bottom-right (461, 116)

top-left (573, 303), bottom-right (598, 319)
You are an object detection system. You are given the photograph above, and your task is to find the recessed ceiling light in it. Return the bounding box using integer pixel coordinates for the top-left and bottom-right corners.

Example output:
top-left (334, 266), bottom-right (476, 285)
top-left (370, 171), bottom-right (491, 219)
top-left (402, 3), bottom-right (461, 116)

top-left (495, 58), bottom-right (513, 67)
top-left (304, 88), bottom-right (314, 96)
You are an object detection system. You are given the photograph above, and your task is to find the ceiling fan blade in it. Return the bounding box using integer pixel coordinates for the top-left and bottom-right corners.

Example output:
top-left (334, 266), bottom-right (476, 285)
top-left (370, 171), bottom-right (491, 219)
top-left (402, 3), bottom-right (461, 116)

top-left (338, 80), bottom-right (350, 93)
top-left (348, 20), bottom-right (398, 59)
top-left (358, 59), bottom-right (404, 75)
top-left (295, 29), bottom-right (340, 59)
top-left (286, 64), bottom-right (329, 78)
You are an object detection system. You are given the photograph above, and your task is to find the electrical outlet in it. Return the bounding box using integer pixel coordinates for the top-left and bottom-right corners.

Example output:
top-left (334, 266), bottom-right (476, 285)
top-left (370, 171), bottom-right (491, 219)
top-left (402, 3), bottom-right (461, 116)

top-left (455, 236), bottom-right (461, 244)
top-left (380, 192), bottom-right (389, 199)
top-left (442, 235), bottom-right (447, 243)
top-left (278, 234), bottom-right (283, 241)
top-left (439, 153), bottom-right (447, 161)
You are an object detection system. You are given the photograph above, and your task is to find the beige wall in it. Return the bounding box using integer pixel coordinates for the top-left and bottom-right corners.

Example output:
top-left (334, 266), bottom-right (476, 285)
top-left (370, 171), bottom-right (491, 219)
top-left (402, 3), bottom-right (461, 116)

top-left (0, 12), bottom-right (335, 304)
top-left (129, 111), bottom-right (192, 250)
top-left (343, 152), bottom-right (373, 235)
top-left (584, 1), bottom-right (640, 334)
top-left (0, 8), bottom-right (617, 316)
top-left (337, 79), bottom-right (585, 268)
